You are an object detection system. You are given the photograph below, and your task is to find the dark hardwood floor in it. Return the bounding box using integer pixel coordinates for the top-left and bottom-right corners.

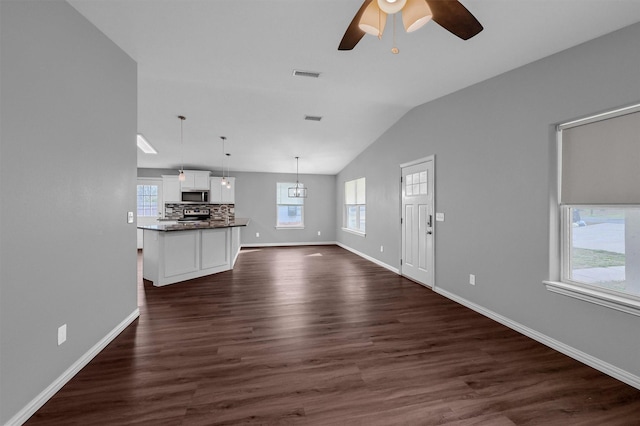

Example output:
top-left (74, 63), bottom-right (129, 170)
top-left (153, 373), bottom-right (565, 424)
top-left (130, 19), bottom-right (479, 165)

top-left (27, 245), bottom-right (640, 425)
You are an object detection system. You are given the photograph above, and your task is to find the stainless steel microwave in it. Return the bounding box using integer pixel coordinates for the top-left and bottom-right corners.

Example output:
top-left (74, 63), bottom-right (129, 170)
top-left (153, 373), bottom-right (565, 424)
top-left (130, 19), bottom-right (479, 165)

top-left (181, 190), bottom-right (209, 203)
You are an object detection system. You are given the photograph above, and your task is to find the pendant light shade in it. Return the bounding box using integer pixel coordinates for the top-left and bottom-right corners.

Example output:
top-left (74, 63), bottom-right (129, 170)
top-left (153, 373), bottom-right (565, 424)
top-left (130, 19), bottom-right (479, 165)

top-left (402, 0), bottom-right (432, 32)
top-left (359, 0), bottom-right (387, 36)
top-left (177, 115), bottom-right (186, 181)
top-left (288, 157), bottom-right (308, 198)
top-left (377, 0), bottom-right (406, 15)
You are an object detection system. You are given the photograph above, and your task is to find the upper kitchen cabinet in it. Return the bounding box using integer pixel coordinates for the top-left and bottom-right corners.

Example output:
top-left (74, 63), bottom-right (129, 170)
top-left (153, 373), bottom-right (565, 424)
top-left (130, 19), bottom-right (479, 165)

top-left (210, 177), bottom-right (235, 204)
top-left (181, 170), bottom-right (211, 191)
top-left (162, 175), bottom-right (180, 203)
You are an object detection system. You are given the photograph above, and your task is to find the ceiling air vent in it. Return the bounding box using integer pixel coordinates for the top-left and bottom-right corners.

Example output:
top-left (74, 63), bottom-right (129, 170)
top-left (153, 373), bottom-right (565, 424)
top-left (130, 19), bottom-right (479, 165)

top-left (304, 115), bottom-right (322, 122)
top-left (293, 70), bottom-right (321, 78)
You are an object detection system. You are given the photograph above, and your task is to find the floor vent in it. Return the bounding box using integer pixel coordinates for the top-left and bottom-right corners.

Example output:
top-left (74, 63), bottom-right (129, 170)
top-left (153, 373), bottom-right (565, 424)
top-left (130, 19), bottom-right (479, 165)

top-left (304, 115), bottom-right (322, 121)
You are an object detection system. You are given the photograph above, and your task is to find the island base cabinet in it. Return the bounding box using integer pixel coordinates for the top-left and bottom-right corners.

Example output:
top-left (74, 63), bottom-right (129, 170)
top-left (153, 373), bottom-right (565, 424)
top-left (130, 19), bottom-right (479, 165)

top-left (142, 227), bottom-right (241, 286)
top-left (164, 231), bottom-right (199, 277)
top-left (201, 229), bottom-right (228, 270)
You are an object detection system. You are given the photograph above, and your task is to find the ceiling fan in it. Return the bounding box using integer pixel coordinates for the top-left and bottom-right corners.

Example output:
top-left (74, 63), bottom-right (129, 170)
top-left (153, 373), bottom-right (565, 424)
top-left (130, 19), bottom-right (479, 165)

top-left (338, 0), bottom-right (483, 51)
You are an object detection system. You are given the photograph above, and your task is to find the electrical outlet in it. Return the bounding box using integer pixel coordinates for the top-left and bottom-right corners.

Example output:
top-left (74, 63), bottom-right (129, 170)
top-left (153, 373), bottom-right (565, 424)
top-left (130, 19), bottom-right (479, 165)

top-left (58, 324), bottom-right (67, 346)
top-left (256, 232), bottom-right (260, 238)
top-left (318, 231), bottom-right (321, 236)
top-left (127, 211), bottom-right (134, 224)
top-left (469, 274), bottom-right (476, 286)
top-left (380, 245), bottom-right (384, 252)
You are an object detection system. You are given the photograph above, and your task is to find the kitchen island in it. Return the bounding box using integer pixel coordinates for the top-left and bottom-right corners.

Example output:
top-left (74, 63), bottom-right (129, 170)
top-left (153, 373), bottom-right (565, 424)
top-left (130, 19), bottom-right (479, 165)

top-left (138, 218), bottom-right (249, 286)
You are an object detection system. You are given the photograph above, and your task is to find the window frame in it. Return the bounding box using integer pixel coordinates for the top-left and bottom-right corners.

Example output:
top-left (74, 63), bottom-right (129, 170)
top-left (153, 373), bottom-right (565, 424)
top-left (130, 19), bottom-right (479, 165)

top-left (544, 104), bottom-right (640, 317)
top-left (342, 177), bottom-right (366, 236)
top-left (275, 182), bottom-right (305, 229)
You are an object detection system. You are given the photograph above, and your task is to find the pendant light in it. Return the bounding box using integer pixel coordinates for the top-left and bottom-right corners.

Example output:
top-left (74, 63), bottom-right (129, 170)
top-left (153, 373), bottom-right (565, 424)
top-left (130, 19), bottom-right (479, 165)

top-left (288, 157), bottom-right (308, 198)
top-left (225, 153), bottom-right (231, 189)
top-left (177, 115), bottom-right (186, 181)
top-left (220, 136), bottom-right (227, 187)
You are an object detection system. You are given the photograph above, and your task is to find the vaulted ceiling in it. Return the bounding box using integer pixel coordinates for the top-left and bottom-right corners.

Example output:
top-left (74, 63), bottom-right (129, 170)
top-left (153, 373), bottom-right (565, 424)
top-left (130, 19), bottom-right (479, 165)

top-left (68, 0), bottom-right (640, 175)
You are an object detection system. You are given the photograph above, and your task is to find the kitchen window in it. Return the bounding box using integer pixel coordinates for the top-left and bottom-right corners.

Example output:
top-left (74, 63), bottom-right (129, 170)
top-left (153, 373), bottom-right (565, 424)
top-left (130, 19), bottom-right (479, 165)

top-left (545, 104), bottom-right (640, 316)
top-left (276, 182), bottom-right (304, 228)
top-left (343, 177), bottom-right (366, 235)
top-left (137, 184), bottom-right (159, 217)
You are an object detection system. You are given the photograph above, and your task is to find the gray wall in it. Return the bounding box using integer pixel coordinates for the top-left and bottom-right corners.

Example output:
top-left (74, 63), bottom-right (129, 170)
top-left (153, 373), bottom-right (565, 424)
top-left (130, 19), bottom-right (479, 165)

top-left (336, 23), bottom-right (640, 377)
top-left (233, 172), bottom-right (337, 245)
top-left (0, 1), bottom-right (138, 423)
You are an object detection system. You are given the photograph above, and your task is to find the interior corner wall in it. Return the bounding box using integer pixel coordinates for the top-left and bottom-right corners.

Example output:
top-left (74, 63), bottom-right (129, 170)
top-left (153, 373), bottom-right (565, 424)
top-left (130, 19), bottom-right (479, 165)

top-left (0, 1), bottom-right (138, 423)
top-left (336, 23), bottom-right (640, 380)
top-left (233, 172), bottom-right (337, 246)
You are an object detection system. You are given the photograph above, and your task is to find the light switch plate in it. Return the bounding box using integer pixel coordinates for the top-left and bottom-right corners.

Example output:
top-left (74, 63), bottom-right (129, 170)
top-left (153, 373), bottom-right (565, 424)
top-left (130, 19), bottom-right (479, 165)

top-left (435, 212), bottom-right (445, 222)
top-left (127, 211), bottom-right (134, 224)
top-left (58, 324), bottom-right (67, 345)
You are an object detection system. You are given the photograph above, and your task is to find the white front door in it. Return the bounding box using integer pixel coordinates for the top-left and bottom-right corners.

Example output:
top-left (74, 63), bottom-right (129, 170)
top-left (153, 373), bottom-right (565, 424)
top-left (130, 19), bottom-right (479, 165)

top-left (401, 158), bottom-right (434, 287)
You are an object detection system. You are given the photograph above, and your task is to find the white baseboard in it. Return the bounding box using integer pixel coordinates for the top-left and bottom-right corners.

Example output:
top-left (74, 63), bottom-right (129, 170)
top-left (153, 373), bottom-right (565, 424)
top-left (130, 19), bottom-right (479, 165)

top-left (336, 242), bottom-right (400, 274)
top-left (6, 309), bottom-right (140, 426)
top-left (241, 241), bottom-right (336, 248)
top-left (434, 287), bottom-right (640, 391)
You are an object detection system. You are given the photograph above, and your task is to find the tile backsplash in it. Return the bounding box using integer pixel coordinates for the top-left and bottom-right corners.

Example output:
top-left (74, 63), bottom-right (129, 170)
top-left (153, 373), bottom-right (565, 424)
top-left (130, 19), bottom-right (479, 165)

top-left (165, 203), bottom-right (235, 221)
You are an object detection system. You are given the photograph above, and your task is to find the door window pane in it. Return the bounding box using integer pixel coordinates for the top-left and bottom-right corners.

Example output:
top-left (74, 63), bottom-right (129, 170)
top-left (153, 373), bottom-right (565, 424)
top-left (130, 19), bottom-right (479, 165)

top-left (137, 185), bottom-right (159, 217)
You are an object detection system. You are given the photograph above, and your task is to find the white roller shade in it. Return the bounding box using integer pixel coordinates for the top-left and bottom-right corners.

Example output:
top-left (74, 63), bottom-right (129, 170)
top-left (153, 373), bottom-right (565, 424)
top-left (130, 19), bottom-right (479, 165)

top-left (561, 110), bottom-right (640, 204)
top-left (277, 182), bottom-right (304, 205)
top-left (345, 177), bottom-right (365, 204)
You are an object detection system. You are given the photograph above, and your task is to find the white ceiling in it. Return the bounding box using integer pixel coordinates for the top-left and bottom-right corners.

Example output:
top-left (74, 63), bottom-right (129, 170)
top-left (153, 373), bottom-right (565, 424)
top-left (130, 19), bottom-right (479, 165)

top-left (68, 0), bottom-right (640, 175)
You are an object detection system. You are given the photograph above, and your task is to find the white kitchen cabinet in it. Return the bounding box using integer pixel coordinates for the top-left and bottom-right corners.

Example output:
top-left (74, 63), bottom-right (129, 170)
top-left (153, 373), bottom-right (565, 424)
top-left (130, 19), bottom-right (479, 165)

top-left (210, 176), bottom-right (235, 204)
top-left (162, 175), bottom-right (180, 203)
top-left (180, 170), bottom-right (210, 191)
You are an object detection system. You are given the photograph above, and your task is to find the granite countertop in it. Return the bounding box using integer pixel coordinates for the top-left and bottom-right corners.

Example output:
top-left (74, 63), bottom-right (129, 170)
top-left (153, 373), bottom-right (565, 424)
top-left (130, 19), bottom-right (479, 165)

top-left (138, 218), bottom-right (250, 232)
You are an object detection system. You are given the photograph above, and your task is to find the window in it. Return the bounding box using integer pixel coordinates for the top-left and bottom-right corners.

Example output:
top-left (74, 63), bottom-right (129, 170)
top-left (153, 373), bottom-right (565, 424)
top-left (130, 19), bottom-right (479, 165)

top-left (137, 184), bottom-right (159, 217)
top-left (562, 206), bottom-right (640, 298)
top-left (545, 105), bottom-right (640, 315)
top-left (344, 177), bottom-right (365, 235)
top-left (276, 182), bottom-right (304, 228)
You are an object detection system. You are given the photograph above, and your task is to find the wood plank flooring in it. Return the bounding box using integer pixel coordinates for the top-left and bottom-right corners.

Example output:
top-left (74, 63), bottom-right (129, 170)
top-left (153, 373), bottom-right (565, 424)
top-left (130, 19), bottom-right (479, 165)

top-left (27, 245), bottom-right (640, 425)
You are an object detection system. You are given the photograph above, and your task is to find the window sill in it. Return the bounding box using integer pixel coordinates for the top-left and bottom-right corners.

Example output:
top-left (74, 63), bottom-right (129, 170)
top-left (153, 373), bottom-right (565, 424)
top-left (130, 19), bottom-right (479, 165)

top-left (543, 280), bottom-right (640, 317)
top-left (275, 226), bottom-right (305, 230)
top-left (342, 228), bottom-right (366, 237)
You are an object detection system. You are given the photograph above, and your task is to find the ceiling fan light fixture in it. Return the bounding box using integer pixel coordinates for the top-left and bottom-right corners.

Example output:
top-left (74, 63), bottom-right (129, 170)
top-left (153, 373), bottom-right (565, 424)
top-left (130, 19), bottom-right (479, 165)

top-left (359, 0), bottom-right (387, 36)
top-left (402, 0), bottom-right (432, 32)
top-left (377, 0), bottom-right (406, 15)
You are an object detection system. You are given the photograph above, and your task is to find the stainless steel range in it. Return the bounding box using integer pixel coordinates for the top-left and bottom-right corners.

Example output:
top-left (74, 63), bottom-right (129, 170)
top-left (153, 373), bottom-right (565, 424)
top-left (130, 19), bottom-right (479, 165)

top-left (178, 208), bottom-right (211, 222)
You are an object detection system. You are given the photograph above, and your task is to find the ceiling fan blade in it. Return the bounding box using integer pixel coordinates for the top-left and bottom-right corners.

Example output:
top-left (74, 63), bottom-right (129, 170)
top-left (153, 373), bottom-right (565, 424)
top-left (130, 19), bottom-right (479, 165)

top-left (425, 0), bottom-right (483, 40)
top-left (338, 0), bottom-right (373, 50)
